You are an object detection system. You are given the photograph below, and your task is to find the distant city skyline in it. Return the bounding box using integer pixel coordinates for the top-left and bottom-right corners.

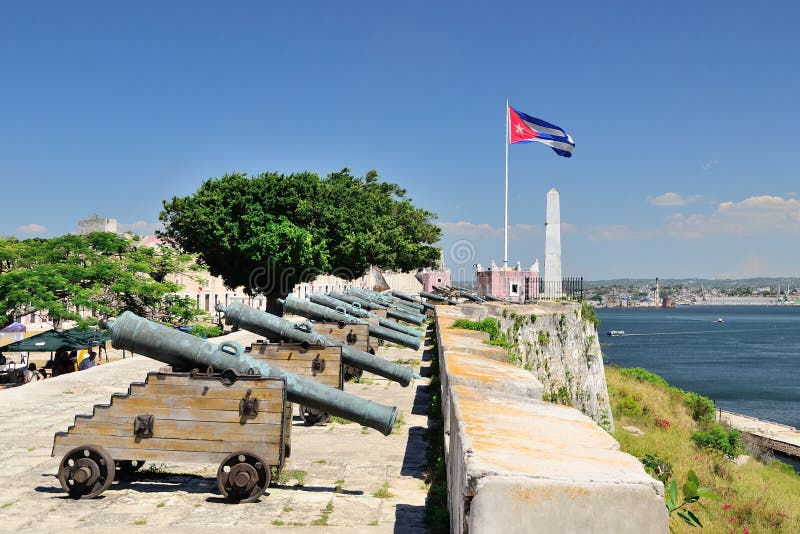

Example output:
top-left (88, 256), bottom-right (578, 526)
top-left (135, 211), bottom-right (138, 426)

top-left (1, 2), bottom-right (798, 279)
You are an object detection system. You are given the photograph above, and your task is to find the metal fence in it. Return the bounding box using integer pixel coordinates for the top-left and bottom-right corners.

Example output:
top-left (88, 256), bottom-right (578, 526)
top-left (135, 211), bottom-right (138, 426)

top-left (535, 277), bottom-right (584, 301)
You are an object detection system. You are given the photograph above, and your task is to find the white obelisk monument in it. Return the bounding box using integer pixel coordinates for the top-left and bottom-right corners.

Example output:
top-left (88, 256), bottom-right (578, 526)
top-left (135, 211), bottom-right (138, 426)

top-left (545, 188), bottom-right (562, 298)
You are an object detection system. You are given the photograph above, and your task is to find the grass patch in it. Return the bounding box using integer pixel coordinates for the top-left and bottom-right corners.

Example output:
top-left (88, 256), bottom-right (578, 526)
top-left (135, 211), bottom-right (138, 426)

top-left (283, 505), bottom-right (293, 512)
top-left (369, 519), bottom-right (379, 526)
top-left (313, 459), bottom-right (327, 464)
top-left (581, 302), bottom-right (600, 329)
top-left (272, 520), bottom-right (285, 526)
top-left (424, 324), bottom-right (449, 533)
top-left (334, 479), bottom-right (345, 493)
top-left (329, 415), bottom-right (352, 425)
top-left (353, 376), bottom-right (376, 385)
top-left (606, 365), bottom-right (800, 533)
top-left (272, 469), bottom-right (307, 487)
top-left (372, 481), bottom-right (393, 499)
top-left (1, 502), bottom-right (13, 509)
top-left (451, 317), bottom-right (510, 348)
top-left (156, 501), bottom-right (165, 508)
top-left (132, 520), bottom-right (147, 526)
top-left (311, 502), bottom-right (334, 525)
top-left (393, 411), bottom-right (406, 430)
top-left (393, 357), bottom-right (421, 366)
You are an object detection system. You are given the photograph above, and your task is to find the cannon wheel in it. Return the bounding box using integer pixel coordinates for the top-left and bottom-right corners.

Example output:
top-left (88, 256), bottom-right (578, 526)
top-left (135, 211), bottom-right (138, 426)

top-left (58, 445), bottom-right (115, 499)
top-left (300, 405), bottom-right (331, 426)
top-left (217, 451), bottom-right (270, 503)
top-left (115, 459), bottom-right (145, 476)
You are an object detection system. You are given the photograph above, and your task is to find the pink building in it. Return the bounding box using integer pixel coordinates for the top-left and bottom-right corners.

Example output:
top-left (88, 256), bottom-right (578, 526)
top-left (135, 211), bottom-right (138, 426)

top-left (476, 261), bottom-right (539, 303)
top-left (416, 269), bottom-right (451, 293)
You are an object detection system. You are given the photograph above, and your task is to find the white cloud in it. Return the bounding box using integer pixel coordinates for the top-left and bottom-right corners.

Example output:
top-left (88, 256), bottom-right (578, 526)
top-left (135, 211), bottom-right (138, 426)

top-left (666, 195), bottom-right (800, 238)
top-left (439, 221), bottom-right (543, 240)
top-left (647, 192), bottom-right (702, 206)
top-left (17, 223), bottom-right (46, 234)
top-left (118, 220), bottom-right (163, 236)
top-left (588, 194), bottom-right (800, 241)
top-left (703, 159), bottom-right (720, 171)
top-left (585, 225), bottom-right (657, 242)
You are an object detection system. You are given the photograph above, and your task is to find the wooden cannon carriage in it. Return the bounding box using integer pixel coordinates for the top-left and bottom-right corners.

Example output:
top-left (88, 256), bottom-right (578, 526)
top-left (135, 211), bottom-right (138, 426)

top-left (52, 371), bottom-right (287, 503)
top-left (308, 322), bottom-right (373, 381)
top-left (245, 342), bottom-right (343, 430)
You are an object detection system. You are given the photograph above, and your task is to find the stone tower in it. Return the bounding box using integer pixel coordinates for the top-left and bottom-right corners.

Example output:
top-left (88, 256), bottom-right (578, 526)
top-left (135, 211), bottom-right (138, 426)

top-left (544, 188), bottom-right (562, 298)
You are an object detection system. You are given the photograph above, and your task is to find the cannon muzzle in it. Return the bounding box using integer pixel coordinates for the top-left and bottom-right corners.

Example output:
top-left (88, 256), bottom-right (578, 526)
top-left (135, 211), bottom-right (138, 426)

top-left (349, 288), bottom-right (426, 315)
top-left (217, 302), bottom-right (414, 387)
top-left (280, 297), bottom-right (421, 350)
top-left (105, 311), bottom-right (398, 435)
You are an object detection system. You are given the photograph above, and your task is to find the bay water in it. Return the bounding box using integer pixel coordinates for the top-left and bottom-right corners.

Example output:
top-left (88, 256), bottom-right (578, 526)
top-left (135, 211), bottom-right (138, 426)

top-left (597, 305), bottom-right (800, 429)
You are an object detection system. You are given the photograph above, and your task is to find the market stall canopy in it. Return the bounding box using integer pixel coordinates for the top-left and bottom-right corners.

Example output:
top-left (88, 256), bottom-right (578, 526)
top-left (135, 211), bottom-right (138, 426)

top-left (0, 322), bottom-right (26, 333)
top-left (1, 327), bottom-right (110, 353)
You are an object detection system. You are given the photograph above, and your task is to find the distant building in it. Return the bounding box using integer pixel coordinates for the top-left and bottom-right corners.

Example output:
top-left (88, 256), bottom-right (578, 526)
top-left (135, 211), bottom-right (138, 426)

top-left (78, 216), bottom-right (117, 235)
top-left (476, 260), bottom-right (540, 303)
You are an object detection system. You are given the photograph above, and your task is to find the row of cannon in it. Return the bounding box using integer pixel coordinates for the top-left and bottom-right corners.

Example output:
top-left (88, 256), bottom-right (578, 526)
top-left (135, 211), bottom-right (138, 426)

top-left (51, 287), bottom-right (446, 503)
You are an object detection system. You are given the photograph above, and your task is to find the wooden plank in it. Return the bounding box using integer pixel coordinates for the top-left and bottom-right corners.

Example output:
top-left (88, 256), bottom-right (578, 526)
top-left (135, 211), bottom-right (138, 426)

top-left (52, 446), bottom-right (281, 467)
top-left (105, 395), bottom-right (284, 413)
top-left (70, 419), bottom-right (283, 441)
top-left (130, 382), bottom-right (287, 400)
top-left (145, 373), bottom-right (285, 389)
top-left (94, 402), bottom-right (283, 421)
top-left (53, 432), bottom-right (282, 453)
top-left (81, 409), bottom-right (282, 425)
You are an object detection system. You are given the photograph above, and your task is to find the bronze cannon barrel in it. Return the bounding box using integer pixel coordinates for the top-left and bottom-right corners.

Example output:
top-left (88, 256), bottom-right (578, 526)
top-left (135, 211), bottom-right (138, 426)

top-left (419, 291), bottom-right (458, 305)
top-left (280, 297), bottom-right (421, 350)
top-left (390, 289), bottom-right (435, 311)
top-left (308, 294), bottom-right (421, 338)
top-left (216, 302), bottom-right (414, 387)
top-left (105, 311), bottom-right (398, 435)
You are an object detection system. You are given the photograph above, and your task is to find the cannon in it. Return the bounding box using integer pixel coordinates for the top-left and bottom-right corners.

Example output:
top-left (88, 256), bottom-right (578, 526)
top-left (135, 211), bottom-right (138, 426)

top-left (308, 293), bottom-right (422, 337)
top-left (216, 302), bottom-right (414, 387)
top-left (105, 311), bottom-right (398, 434)
top-left (246, 342), bottom-right (344, 427)
top-left (280, 296), bottom-right (421, 350)
top-left (349, 288), bottom-right (426, 315)
top-left (330, 290), bottom-right (425, 324)
top-left (53, 370), bottom-right (288, 502)
top-left (390, 289), bottom-right (436, 311)
top-left (420, 290), bottom-right (458, 305)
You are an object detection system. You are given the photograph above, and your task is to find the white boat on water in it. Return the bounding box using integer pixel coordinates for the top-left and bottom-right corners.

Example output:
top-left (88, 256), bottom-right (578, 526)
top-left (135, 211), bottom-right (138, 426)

top-left (715, 318), bottom-right (725, 323)
top-left (607, 330), bottom-right (625, 336)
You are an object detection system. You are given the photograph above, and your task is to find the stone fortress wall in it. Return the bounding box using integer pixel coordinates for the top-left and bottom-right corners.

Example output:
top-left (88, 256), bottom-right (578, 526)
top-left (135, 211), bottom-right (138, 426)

top-left (434, 302), bottom-right (668, 533)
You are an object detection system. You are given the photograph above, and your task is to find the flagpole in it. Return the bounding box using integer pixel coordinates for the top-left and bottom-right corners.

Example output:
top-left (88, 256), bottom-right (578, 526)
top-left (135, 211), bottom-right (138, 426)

top-left (504, 99), bottom-right (509, 269)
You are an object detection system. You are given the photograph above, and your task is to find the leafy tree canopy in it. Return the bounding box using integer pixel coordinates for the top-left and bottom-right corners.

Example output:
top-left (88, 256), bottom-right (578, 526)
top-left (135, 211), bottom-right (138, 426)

top-left (0, 233), bottom-right (201, 328)
top-left (159, 169), bottom-right (442, 298)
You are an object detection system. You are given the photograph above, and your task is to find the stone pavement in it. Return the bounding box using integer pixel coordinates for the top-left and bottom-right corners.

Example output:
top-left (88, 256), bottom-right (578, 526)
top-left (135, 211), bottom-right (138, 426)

top-left (0, 327), bottom-right (432, 533)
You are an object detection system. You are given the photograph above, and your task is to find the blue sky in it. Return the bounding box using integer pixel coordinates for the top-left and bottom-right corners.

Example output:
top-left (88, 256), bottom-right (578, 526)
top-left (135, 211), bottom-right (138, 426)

top-left (2, 2), bottom-right (798, 280)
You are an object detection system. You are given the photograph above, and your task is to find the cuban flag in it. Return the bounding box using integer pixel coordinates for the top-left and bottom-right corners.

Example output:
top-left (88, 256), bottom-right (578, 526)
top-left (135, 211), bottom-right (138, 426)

top-left (508, 105), bottom-right (575, 158)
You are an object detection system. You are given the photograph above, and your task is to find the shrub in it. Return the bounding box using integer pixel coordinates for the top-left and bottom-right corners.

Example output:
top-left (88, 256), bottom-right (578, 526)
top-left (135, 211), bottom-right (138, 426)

top-left (683, 392), bottom-right (716, 422)
top-left (691, 423), bottom-right (742, 459)
top-left (616, 395), bottom-right (644, 417)
top-left (180, 324), bottom-right (222, 338)
top-left (641, 452), bottom-right (673, 483)
top-left (451, 318), bottom-right (510, 349)
top-left (619, 367), bottom-right (670, 389)
top-left (581, 302), bottom-right (600, 329)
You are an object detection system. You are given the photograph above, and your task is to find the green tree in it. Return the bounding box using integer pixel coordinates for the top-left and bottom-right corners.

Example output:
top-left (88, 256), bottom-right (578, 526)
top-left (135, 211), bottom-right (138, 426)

top-left (159, 169), bottom-right (442, 299)
top-left (0, 233), bottom-right (201, 328)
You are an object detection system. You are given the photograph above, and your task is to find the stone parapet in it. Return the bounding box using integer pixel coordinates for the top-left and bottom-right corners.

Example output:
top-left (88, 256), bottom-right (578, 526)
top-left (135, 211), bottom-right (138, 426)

top-left (434, 304), bottom-right (668, 534)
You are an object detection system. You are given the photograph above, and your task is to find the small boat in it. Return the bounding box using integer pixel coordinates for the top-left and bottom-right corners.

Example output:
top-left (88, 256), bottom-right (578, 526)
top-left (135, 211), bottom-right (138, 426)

top-left (714, 318), bottom-right (725, 323)
top-left (607, 330), bottom-right (625, 336)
